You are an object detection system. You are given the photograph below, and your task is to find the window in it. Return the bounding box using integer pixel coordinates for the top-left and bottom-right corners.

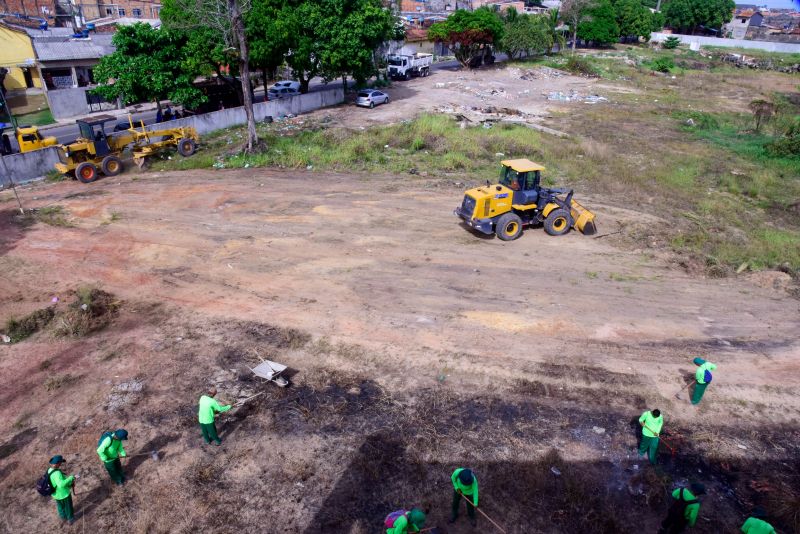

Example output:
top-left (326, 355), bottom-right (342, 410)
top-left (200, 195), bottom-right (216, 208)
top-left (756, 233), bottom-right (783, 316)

top-left (132, 8), bottom-right (141, 17)
top-left (118, 8), bottom-right (126, 16)
top-left (105, 7), bottom-right (114, 15)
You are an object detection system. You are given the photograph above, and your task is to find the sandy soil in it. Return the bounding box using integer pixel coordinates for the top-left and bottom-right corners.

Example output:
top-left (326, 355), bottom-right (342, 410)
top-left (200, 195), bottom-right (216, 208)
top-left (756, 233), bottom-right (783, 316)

top-left (1, 168), bottom-right (798, 533)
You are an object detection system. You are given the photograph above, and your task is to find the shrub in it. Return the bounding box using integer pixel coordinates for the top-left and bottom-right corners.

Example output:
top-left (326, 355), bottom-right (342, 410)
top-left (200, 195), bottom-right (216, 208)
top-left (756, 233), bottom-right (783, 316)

top-left (662, 36), bottom-right (680, 49)
top-left (650, 57), bottom-right (674, 73)
top-left (564, 56), bottom-right (598, 76)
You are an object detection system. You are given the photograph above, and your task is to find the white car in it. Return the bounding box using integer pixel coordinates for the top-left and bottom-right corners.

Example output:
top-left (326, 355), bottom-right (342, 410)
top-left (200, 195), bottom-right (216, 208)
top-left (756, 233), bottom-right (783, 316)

top-left (270, 80), bottom-right (300, 92)
top-left (268, 87), bottom-right (300, 100)
top-left (355, 89), bottom-right (389, 108)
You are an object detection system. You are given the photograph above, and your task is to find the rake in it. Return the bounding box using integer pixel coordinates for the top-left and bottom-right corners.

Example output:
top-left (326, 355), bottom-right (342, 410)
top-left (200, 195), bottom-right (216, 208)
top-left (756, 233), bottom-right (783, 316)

top-left (459, 492), bottom-right (507, 533)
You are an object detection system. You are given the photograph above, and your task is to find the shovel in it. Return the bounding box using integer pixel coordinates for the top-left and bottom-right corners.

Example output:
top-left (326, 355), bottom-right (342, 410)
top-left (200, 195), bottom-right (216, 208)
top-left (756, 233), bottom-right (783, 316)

top-left (675, 379), bottom-right (696, 400)
top-left (459, 492), bottom-right (507, 533)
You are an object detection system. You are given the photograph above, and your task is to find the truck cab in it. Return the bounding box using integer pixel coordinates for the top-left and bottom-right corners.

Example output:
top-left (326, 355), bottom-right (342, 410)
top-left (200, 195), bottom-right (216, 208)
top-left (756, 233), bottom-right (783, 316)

top-left (15, 126), bottom-right (57, 153)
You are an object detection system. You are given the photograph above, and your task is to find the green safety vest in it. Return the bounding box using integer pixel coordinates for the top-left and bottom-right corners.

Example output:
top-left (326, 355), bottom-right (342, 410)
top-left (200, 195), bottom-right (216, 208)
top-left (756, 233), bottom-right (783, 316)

top-left (97, 435), bottom-right (126, 462)
top-left (695, 362), bottom-right (716, 384)
top-left (198, 395), bottom-right (231, 424)
top-left (639, 410), bottom-right (663, 438)
top-left (47, 468), bottom-right (74, 500)
top-left (451, 468), bottom-right (478, 506)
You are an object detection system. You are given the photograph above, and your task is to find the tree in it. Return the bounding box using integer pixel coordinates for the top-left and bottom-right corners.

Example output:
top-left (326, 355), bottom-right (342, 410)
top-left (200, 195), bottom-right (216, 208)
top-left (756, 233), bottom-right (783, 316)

top-left (560, 0), bottom-right (596, 52)
top-left (92, 24), bottom-right (205, 111)
top-left (612, 0), bottom-right (652, 40)
top-left (316, 0), bottom-right (398, 88)
top-left (167, 0), bottom-right (259, 151)
top-left (577, 0), bottom-right (619, 45)
top-left (662, 35), bottom-right (680, 48)
top-left (246, 0), bottom-right (290, 87)
top-left (748, 99), bottom-right (775, 133)
top-left (428, 8), bottom-right (504, 69)
top-left (547, 8), bottom-right (567, 52)
top-left (281, 1), bottom-right (324, 94)
top-left (664, 0), bottom-right (734, 34)
top-left (499, 13), bottom-right (553, 59)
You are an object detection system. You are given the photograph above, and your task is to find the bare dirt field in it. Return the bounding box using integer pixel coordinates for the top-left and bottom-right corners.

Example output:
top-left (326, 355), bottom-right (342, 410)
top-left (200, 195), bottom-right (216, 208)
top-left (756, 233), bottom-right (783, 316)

top-left (1, 166), bottom-right (799, 533)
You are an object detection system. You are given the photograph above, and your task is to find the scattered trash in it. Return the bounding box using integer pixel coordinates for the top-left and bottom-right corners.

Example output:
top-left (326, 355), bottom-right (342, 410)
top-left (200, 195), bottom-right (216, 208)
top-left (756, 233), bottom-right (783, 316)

top-left (51, 297), bottom-right (59, 303)
top-left (1, 335), bottom-right (10, 343)
top-left (306, 165), bottom-right (313, 170)
top-left (592, 426), bottom-right (606, 434)
top-left (546, 91), bottom-right (607, 104)
top-left (632, 464), bottom-right (639, 470)
top-left (80, 303), bottom-right (88, 311)
top-left (737, 444), bottom-right (748, 450)
top-left (685, 118), bottom-right (695, 126)
top-left (495, 152), bottom-right (505, 157)
top-left (244, 163), bottom-right (250, 169)
top-left (550, 466), bottom-right (561, 476)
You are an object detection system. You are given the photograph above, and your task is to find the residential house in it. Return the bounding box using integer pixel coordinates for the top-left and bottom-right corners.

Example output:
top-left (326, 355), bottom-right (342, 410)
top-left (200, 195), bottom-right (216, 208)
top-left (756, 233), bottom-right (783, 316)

top-left (71, 0), bottom-right (162, 21)
top-left (0, 21), bottom-right (43, 92)
top-left (726, 10), bottom-right (763, 39)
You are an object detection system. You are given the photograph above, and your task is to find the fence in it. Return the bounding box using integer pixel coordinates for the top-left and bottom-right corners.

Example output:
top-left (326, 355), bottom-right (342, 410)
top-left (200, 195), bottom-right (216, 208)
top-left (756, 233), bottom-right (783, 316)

top-left (0, 87), bottom-right (345, 186)
top-left (650, 32), bottom-right (800, 53)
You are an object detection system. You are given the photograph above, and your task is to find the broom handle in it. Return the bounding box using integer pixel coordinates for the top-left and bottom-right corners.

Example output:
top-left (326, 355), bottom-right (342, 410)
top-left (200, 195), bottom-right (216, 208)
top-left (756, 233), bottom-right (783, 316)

top-left (459, 492), bottom-right (507, 534)
top-left (643, 424), bottom-right (675, 452)
top-left (680, 380), bottom-right (695, 392)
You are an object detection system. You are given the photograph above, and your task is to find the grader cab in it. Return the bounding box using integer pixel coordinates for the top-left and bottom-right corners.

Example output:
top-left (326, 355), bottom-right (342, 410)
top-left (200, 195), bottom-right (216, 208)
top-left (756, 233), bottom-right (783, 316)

top-left (55, 114), bottom-right (199, 183)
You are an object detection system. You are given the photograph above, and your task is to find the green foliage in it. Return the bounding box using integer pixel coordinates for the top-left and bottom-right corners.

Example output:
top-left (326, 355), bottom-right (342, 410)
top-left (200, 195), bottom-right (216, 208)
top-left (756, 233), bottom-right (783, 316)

top-left (650, 10), bottom-right (665, 32)
top-left (767, 115), bottom-right (800, 157)
top-left (92, 23), bottom-right (205, 108)
top-left (428, 8), bottom-right (504, 68)
top-left (246, 0), bottom-right (290, 77)
top-left (500, 13), bottom-right (554, 59)
top-left (565, 55), bottom-right (599, 75)
top-left (649, 56), bottom-right (674, 72)
top-left (612, 0), bottom-right (653, 39)
top-left (664, 0), bottom-right (734, 34)
top-left (577, 0), bottom-right (619, 45)
top-left (662, 36), bottom-right (681, 49)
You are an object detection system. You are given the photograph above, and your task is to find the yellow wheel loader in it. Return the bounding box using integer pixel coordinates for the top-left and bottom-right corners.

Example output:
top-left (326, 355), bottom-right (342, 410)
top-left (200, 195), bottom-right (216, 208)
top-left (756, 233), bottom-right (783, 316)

top-left (454, 159), bottom-right (596, 241)
top-left (54, 114), bottom-right (199, 183)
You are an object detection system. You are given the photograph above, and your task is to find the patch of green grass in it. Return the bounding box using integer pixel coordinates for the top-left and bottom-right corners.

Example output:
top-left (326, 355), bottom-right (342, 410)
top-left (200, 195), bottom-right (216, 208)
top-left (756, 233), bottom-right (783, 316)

top-left (3, 307), bottom-right (55, 343)
top-left (44, 373), bottom-right (76, 392)
top-left (15, 108), bottom-right (55, 126)
top-left (45, 170), bottom-right (66, 183)
top-left (585, 271), bottom-right (598, 279)
top-left (34, 205), bottom-right (73, 227)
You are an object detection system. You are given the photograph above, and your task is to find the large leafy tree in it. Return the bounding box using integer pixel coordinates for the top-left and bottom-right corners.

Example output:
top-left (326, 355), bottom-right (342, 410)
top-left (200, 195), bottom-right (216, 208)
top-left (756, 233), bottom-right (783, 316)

top-left (247, 0), bottom-right (290, 86)
top-left (428, 8), bottom-right (504, 69)
top-left (612, 0), bottom-right (653, 39)
top-left (499, 13), bottom-right (553, 59)
top-left (316, 0), bottom-right (398, 87)
top-left (560, 0), bottom-right (596, 52)
top-left (92, 23), bottom-right (205, 110)
top-left (577, 0), bottom-right (619, 45)
top-left (664, 0), bottom-right (734, 34)
top-left (281, 1), bottom-right (324, 93)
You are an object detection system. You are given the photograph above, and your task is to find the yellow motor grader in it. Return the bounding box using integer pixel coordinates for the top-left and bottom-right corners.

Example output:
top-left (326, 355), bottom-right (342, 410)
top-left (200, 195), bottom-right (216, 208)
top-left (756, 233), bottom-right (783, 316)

top-left (454, 159), bottom-right (596, 240)
top-left (54, 114), bottom-right (199, 183)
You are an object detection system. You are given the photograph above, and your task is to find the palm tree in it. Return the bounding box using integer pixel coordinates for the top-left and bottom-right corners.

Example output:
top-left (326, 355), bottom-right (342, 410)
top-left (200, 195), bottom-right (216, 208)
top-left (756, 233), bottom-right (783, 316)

top-left (547, 8), bottom-right (567, 53)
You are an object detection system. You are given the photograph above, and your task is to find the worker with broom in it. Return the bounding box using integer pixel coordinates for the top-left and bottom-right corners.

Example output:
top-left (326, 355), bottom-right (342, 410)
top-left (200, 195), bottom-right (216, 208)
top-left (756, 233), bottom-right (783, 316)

top-left (96, 428), bottom-right (128, 485)
top-left (384, 508), bottom-right (426, 533)
top-left (692, 357), bottom-right (716, 404)
top-left (658, 483), bottom-right (705, 533)
top-left (638, 408), bottom-right (663, 465)
top-left (449, 467), bottom-right (478, 526)
top-left (198, 387), bottom-right (231, 446)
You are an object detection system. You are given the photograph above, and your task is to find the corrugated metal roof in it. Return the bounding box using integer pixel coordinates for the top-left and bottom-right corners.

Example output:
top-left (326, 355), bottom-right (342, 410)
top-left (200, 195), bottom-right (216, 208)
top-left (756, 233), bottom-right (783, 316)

top-left (23, 27), bottom-right (76, 37)
top-left (33, 35), bottom-right (115, 61)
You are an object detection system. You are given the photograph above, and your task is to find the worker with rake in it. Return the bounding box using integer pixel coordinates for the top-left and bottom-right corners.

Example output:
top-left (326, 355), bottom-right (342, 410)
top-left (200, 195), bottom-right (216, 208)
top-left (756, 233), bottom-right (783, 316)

top-left (638, 408), bottom-right (664, 465)
top-left (384, 507), bottom-right (426, 533)
top-left (692, 358), bottom-right (716, 405)
top-left (96, 428), bottom-right (128, 485)
top-left (449, 467), bottom-right (478, 526)
top-left (198, 387), bottom-right (231, 445)
top-left (659, 483), bottom-right (706, 533)
top-left (741, 507), bottom-right (776, 534)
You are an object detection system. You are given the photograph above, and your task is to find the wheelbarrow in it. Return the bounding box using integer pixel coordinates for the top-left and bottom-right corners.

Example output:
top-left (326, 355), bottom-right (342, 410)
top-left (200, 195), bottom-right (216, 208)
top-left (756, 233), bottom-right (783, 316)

top-left (251, 359), bottom-right (289, 388)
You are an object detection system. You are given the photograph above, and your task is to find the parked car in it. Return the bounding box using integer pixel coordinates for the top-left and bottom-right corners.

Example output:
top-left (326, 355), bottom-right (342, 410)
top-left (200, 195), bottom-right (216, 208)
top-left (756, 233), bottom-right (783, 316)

top-left (268, 87), bottom-right (300, 100)
top-left (355, 89), bottom-right (389, 108)
top-left (270, 80), bottom-right (300, 92)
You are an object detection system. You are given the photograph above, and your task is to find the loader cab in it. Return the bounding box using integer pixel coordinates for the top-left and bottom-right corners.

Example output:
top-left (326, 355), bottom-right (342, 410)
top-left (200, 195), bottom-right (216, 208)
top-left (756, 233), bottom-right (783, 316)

top-left (499, 159), bottom-right (544, 206)
top-left (76, 116), bottom-right (114, 157)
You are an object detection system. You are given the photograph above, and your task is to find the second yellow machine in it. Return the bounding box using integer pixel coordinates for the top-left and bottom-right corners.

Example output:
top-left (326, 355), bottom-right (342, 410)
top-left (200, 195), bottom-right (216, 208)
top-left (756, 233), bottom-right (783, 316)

top-left (455, 159), bottom-right (596, 240)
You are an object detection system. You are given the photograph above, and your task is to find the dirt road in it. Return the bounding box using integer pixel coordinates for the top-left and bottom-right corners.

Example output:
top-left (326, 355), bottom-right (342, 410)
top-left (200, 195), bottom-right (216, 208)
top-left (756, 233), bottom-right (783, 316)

top-left (1, 170), bottom-right (798, 532)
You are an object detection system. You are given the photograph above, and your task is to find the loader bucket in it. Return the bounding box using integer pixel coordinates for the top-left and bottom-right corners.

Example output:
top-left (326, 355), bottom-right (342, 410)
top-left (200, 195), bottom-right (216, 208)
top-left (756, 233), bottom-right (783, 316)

top-left (570, 199), bottom-right (597, 235)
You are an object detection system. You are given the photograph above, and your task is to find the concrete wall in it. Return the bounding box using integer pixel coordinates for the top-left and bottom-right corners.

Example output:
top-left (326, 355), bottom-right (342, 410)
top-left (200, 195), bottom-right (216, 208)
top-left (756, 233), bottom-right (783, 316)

top-left (141, 87), bottom-right (345, 136)
top-left (650, 32), bottom-right (800, 53)
top-left (1, 87), bottom-right (345, 185)
top-left (0, 147), bottom-right (60, 187)
top-left (46, 88), bottom-right (93, 119)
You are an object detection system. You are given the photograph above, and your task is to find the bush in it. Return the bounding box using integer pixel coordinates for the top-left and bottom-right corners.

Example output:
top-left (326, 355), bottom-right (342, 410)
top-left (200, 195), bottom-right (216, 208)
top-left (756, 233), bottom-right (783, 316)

top-left (564, 56), bottom-right (598, 76)
top-left (767, 135), bottom-right (800, 157)
top-left (662, 36), bottom-right (680, 49)
top-left (650, 57), bottom-right (674, 72)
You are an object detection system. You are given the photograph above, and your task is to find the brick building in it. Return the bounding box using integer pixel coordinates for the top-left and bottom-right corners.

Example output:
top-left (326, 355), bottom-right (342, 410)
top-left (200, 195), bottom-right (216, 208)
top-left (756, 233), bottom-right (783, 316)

top-left (72, 0), bottom-right (162, 21)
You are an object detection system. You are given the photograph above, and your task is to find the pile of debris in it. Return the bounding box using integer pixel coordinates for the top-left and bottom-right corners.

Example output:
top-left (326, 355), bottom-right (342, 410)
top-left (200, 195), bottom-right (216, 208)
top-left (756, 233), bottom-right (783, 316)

top-left (509, 66), bottom-right (566, 81)
top-left (716, 52), bottom-right (800, 73)
top-left (546, 91), bottom-right (608, 104)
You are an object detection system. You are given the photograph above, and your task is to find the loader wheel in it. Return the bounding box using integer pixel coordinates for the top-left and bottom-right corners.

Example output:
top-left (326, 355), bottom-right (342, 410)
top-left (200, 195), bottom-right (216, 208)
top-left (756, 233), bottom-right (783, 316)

top-left (75, 162), bottom-right (98, 184)
top-left (496, 213), bottom-right (523, 241)
top-left (177, 138), bottom-right (196, 157)
top-left (544, 209), bottom-right (572, 236)
top-left (101, 155), bottom-right (123, 176)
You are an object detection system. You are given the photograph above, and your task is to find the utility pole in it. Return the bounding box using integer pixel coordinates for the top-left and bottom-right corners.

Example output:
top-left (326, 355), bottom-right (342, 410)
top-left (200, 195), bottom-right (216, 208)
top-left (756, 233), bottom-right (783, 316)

top-left (656, 0), bottom-right (662, 11)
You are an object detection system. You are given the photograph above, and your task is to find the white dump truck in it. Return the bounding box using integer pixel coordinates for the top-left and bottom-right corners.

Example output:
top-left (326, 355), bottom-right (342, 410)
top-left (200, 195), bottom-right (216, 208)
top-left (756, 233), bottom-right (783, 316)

top-left (387, 53), bottom-right (433, 80)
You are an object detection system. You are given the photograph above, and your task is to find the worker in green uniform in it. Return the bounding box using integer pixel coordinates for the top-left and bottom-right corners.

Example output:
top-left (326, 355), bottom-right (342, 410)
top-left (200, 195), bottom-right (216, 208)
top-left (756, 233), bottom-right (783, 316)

top-left (692, 357), bottom-right (717, 405)
top-left (385, 508), bottom-right (426, 534)
top-left (198, 387), bottom-right (231, 445)
top-left (449, 467), bottom-right (478, 526)
top-left (97, 428), bottom-right (128, 485)
top-left (47, 455), bottom-right (76, 525)
top-left (638, 408), bottom-right (664, 465)
top-left (659, 483), bottom-right (705, 533)
top-left (741, 508), bottom-right (776, 534)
